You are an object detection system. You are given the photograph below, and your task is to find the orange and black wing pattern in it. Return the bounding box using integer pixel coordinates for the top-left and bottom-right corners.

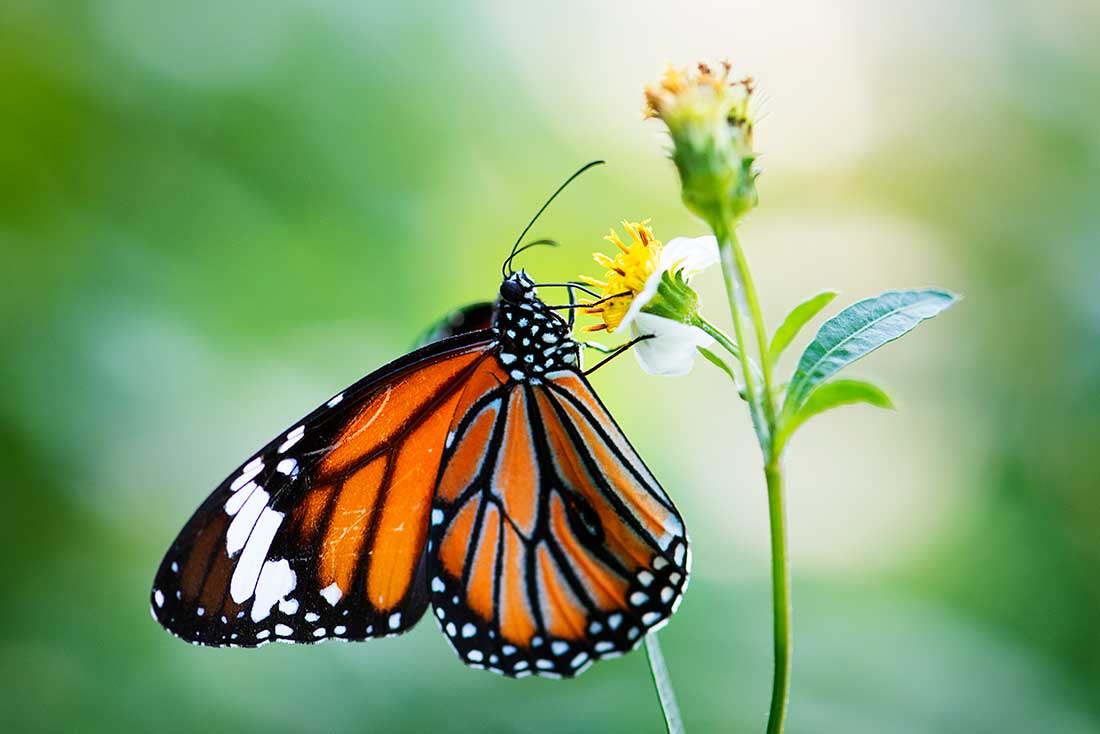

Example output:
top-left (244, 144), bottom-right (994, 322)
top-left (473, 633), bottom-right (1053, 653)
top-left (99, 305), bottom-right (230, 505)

top-left (150, 330), bottom-right (495, 646)
top-left (428, 366), bottom-right (689, 678)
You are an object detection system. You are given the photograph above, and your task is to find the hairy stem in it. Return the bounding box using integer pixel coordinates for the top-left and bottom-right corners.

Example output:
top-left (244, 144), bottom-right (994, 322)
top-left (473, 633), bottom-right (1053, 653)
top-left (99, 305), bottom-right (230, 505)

top-left (710, 214), bottom-right (792, 733)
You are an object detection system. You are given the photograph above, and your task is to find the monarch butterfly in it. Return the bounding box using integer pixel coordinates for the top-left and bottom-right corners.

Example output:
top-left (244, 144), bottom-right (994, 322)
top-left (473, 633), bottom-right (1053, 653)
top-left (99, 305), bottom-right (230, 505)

top-left (150, 165), bottom-right (690, 679)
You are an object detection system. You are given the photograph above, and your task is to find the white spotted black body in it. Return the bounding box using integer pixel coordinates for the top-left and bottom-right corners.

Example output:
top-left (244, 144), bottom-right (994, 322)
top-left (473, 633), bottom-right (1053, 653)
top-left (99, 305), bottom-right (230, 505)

top-left (492, 271), bottom-right (580, 382)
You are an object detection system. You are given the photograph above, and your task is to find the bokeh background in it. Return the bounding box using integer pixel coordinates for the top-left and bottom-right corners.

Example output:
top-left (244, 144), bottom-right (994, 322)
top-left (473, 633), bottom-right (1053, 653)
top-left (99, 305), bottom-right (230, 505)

top-left (3, 1), bottom-right (1098, 732)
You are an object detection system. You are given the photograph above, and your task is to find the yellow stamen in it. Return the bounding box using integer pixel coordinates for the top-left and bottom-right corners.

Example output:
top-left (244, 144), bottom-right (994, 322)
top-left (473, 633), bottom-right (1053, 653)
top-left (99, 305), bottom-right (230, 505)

top-left (581, 220), bottom-right (662, 333)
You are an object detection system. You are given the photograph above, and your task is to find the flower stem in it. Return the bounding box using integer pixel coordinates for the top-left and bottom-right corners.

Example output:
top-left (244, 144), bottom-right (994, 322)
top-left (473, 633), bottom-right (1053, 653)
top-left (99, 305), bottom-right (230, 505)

top-left (645, 633), bottom-right (685, 734)
top-left (692, 316), bottom-right (763, 387)
top-left (727, 229), bottom-right (777, 434)
top-left (764, 456), bottom-right (791, 734)
top-left (710, 219), bottom-right (768, 448)
top-left (710, 214), bottom-right (792, 734)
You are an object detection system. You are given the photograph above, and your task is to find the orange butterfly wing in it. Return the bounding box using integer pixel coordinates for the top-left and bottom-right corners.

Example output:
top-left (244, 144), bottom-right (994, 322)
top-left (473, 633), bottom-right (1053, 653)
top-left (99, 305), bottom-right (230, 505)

top-left (151, 332), bottom-right (497, 646)
top-left (429, 367), bottom-right (689, 678)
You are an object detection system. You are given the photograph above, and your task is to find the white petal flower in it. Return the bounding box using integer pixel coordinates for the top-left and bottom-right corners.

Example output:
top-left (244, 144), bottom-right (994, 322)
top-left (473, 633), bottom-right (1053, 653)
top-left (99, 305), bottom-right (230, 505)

top-left (620, 235), bottom-right (718, 330)
top-left (630, 312), bottom-right (714, 376)
top-left (582, 223), bottom-right (719, 377)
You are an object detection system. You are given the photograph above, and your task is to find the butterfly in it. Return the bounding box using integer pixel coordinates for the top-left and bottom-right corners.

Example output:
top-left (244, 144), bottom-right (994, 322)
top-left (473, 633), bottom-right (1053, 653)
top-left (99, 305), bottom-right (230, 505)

top-left (150, 167), bottom-right (690, 679)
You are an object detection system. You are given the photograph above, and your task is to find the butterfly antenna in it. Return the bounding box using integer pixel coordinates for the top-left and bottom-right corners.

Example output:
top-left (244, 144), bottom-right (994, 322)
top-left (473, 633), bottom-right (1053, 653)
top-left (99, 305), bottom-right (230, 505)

top-left (502, 238), bottom-right (560, 275)
top-left (502, 160), bottom-right (606, 277)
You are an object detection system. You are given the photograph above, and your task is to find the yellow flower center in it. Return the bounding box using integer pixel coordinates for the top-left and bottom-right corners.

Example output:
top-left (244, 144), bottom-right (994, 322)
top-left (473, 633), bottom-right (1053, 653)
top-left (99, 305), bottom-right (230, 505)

top-left (582, 220), bottom-right (662, 333)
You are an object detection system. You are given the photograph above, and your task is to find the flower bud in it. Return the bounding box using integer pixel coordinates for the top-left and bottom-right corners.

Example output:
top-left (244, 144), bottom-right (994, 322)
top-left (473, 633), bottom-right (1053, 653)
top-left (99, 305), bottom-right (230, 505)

top-left (645, 62), bottom-right (759, 225)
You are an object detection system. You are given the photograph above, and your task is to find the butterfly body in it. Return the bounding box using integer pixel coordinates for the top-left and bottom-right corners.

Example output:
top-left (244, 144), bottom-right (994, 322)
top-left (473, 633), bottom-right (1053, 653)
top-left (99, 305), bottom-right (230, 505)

top-left (152, 271), bottom-right (689, 678)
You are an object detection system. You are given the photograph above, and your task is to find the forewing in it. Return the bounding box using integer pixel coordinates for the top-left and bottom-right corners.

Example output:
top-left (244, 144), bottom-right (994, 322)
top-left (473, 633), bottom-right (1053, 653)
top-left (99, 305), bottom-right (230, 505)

top-left (150, 331), bottom-right (495, 647)
top-left (427, 368), bottom-right (689, 678)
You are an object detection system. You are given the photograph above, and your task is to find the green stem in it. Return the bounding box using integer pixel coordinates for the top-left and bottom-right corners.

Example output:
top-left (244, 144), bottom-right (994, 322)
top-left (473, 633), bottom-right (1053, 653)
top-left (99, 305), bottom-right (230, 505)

top-left (728, 229), bottom-right (778, 433)
top-left (710, 219), bottom-right (768, 448)
top-left (710, 214), bottom-right (792, 734)
top-left (764, 457), bottom-right (791, 734)
top-left (693, 316), bottom-right (763, 387)
top-left (645, 633), bottom-right (685, 734)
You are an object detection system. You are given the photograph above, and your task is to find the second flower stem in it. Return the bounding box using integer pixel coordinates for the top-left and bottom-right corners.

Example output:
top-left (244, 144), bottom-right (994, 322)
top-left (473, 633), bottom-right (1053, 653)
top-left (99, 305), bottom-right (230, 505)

top-left (710, 216), bottom-right (792, 734)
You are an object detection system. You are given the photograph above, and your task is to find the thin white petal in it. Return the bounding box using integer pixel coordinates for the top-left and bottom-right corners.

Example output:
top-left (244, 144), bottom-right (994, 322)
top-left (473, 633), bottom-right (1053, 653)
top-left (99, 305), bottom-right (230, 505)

top-left (659, 236), bottom-right (719, 278)
top-left (630, 312), bottom-right (714, 377)
top-left (619, 270), bottom-right (662, 331)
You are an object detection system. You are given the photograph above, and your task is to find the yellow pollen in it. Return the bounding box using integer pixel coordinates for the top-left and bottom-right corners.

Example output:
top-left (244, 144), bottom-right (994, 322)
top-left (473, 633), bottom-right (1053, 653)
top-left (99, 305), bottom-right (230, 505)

top-left (581, 220), bottom-right (662, 333)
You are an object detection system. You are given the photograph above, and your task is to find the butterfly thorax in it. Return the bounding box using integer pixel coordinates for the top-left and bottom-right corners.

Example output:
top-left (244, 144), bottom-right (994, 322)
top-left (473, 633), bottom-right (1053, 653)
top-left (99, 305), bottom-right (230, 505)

top-left (493, 272), bottom-right (580, 382)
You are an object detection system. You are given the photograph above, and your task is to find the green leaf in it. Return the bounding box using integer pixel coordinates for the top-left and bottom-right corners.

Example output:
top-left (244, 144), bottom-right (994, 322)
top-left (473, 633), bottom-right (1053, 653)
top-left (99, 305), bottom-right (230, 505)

top-left (782, 289), bottom-right (957, 417)
top-left (767, 290), bottom-right (838, 364)
top-left (778, 379), bottom-right (894, 449)
top-left (697, 346), bottom-right (739, 385)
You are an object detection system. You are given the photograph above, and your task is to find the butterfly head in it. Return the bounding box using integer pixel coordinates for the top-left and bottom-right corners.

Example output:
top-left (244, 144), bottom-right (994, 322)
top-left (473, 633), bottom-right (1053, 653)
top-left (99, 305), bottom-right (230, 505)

top-left (493, 271), bottom-right (579, 381)
top-left (498, 270), bottom-right (538, 304)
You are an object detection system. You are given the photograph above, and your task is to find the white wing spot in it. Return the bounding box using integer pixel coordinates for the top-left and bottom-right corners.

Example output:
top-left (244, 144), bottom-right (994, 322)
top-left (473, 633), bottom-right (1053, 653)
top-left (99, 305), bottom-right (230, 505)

top-left (276, 458), bottom-right (298, 476)
top-left (431, 577), bottom-right (445, 592)
top-left (304, 612), bottom-right (320, 623)
top-left (334, 625), bottom-right (347, 635)
top-left (320, 583), bottom-right (342, 606)
top-left (388, 612), bottom-right (402, 630)
top-left (468, 650), bottom-right (484, 662)
top-left (642, 611), bottom-right (662, 626)
top-left (153, 590), bottom-right (164, 608)
top-left (251, 558), bottom-right (296, 623)
top-left (277, 425), bottom-right (305, 454)
top-left (226, 486), bottom-right (269, 555)
top-left (660, 586), bottom-right (674, 604)
top-left (224, 481), bottom-right (257, 515)
top-left (608, 614), bottom-right (622, 630)
top-left (551, 641), bottom-right (568, 656)
top-left (637, 570), bottom-right (654, 587)
top-left (595, 640), bottom-right (614, 653)
top-left (275, 624), bottom-right (293, 637)
top-left (256, 629), bottom-right (270, 640)
top-left (313, 628), bottom-right (326, 638)
top-left (229, 506), bottom-right (284, 604)
top-left (327, 393), bottom-right (344, 408)
top-left (230, 458), bottom-right (264, 492)
top-left (461, 623), bottom-right (476, 638)
top-left (278, 597), bottom-right (299, 615)
top-left (431, 509), bottom-right (444, 526)
top-left (630, 591), bottom-right (648, 606)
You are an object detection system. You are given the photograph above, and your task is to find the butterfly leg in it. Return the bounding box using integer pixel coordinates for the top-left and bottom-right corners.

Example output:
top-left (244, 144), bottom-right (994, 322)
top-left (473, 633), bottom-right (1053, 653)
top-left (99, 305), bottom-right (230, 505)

top-left (582, 334), bottom-right (655, 376)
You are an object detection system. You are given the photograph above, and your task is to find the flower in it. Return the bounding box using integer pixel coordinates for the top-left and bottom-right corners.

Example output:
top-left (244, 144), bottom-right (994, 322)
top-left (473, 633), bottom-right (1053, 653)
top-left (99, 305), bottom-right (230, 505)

top-left (583, 221), bottom-right (719, 376)
top-left (644, 61), bottom-right (759, 225)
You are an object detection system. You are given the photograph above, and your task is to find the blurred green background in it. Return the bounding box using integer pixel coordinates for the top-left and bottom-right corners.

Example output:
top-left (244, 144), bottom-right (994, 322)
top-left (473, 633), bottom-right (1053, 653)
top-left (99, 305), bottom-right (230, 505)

top-left (2, 1), bottom-right (1098, 732)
